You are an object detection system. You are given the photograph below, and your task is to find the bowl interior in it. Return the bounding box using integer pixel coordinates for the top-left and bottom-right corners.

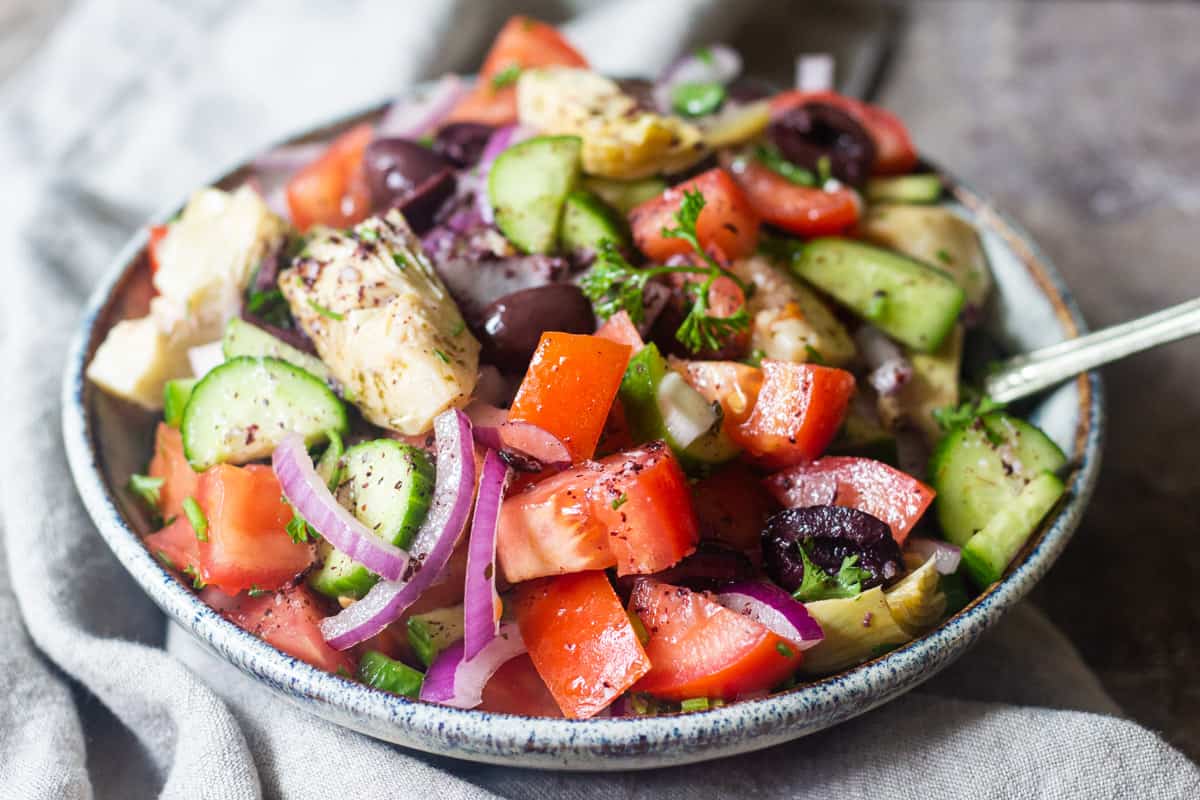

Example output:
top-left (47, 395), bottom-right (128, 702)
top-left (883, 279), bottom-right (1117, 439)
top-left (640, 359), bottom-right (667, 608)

top-left (63, 106), bottom-right (1102, 770)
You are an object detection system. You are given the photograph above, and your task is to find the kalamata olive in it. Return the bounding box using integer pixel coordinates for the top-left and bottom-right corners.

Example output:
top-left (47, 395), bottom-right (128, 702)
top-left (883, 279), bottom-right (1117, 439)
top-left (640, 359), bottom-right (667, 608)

top-left (362, 137), bottom-right (451, 208)
top-left (762, 505), bottom-right (904, 592)
top-left (726, 77), bottom-right (775, 105)
top-left (616, 78), bottom-right (658, 112)
top-left (768, 102), bottom-right (876, 186)
top-left (394, 170), bottom-right (455, 234)
top-left (613, 543), bottom-right (755, 599)
top-left (432, 122), bottom-right (494, 168)
top-left (479, 284), bottom-right (596, 372)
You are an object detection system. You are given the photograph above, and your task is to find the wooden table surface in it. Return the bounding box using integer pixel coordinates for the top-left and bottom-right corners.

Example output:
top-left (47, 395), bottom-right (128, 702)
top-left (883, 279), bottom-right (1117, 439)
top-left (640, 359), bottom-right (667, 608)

top-left (4, 0), bottom-right (1196, 763)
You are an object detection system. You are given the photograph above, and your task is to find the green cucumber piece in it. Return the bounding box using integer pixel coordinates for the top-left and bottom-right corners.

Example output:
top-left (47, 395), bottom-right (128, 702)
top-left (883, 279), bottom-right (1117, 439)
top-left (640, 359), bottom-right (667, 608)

top-left (314, 429), bottom-right (344, 490)
top-left (488, 135), bottom-right (582, 254)
top-left (308, 439), bottom-right (435, 600)
top-left (930, 412), bottom-right (1067, 546)
top-left (357, 651), bottom-right (423, 698)
top-left (162, 378), bottom-right (197, 428)
top-left (865, 174), bottom-right (943, 204)
top-left (560, 190), bottom-right (629, 251)
top-left (221, 317), bottom-right (342, 394)
top-left (792, 238), bottom-right (965, 352)
top-left (961, 471), bottom-right (1065, 586)
top-left (583, 176), bottom-right (666, 214)
top-left (406, 604), bottom-right (464, 667)
top-left (180, 356), bottom-right (346, 471)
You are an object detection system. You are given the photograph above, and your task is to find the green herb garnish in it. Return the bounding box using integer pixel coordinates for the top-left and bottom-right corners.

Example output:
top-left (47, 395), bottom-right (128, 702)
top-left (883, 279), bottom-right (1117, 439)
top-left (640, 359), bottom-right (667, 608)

top-left (671, 81), bottom-right (725, 117)
top-left (936, 248), bottom-right (954, 265)
top-left (776, 642), bottom-right (795, 658)
top-left (128, 474), bottom-right (164, 511)
top-left (490, 64), bottom-right (522, 90)
top-left (680, 697), bottom-right (711, 713)
top-left (308, 299), bottom-right (345, 321)
top-left (286, 514), bottom-right (315, 544)
top-left (611, 493), bottom-right (629, 511)
top-left (392, 252), bottom-right (408, 270)
top-left (433, 348), bottom-right (451, 365)
top-left (246, 288), bottom-right (292, 328)
top-left (182, 497), bottom-right (208, 542)
top-left (247, 585), bottom-right (270, 598)
top-left (754, 143), bottom-right (816, 187)
top-left (182, 564), bottom-right (206, 589)
top-left (449, 319), bottom-right (465, 337)
top-left (933, 395), bottom-right (1006, 432)
top-left (791, 539), bottom-right (873, 602)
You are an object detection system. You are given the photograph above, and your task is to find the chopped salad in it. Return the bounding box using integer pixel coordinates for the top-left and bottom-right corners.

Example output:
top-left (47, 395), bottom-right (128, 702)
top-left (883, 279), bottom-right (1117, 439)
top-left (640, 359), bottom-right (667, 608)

top-left (87, 17), bottom-right (1069, 719)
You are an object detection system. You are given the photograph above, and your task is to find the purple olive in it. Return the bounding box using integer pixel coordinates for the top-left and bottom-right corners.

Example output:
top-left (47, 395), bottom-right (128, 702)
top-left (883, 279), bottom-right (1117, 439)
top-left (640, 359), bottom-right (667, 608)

top-left (432, 122), bottom-right (494, 168)
top-left (362, 137), bottom-right (451, 208)
top-left (762, 505), bottom-right (903, 592)
top-left (479, 284), bottom-right (595, 372)
top-left (393, 170), bottom-right (456, 234)
top-left (768, 102), bottom-right (877, 186)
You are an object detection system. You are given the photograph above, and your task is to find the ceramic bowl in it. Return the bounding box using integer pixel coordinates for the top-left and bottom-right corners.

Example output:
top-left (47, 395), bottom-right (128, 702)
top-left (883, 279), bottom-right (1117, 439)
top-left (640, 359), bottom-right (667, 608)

top-left (62, 103), bottom-right (1103, 770)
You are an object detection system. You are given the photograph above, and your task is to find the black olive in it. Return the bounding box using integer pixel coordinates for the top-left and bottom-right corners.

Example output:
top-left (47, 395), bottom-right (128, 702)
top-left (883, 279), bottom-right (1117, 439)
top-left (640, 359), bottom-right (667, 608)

top-left (362, 138), bottom-right (451, 209)
top-left (393, 170), bottom-right (455, 234)
top-left (432, 123), bottom-right (494, 168)
top-left (616, 78), bottom-right (658, 112)
top-left (768, 102), bottom-right (877, 186)
top-left (479, 284), bottom-right (596, 372)
top-left (762, 505), bottom-right (903, 592)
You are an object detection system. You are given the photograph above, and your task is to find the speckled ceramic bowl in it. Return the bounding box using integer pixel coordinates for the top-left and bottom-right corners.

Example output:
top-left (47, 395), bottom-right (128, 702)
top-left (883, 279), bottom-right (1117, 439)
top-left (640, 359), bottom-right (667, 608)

top-left (62, 102), bottom-right (1103, 770)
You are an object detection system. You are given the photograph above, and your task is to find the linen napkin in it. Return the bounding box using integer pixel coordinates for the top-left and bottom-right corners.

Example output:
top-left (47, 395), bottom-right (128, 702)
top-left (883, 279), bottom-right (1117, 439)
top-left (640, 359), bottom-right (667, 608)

top-left (1, 1), bottom-right (1196, 798)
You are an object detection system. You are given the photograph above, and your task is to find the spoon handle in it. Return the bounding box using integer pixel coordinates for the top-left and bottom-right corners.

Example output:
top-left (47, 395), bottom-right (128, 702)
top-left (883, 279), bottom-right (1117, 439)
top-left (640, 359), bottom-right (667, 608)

top-left (984, 297), bottom-right (1200, 403)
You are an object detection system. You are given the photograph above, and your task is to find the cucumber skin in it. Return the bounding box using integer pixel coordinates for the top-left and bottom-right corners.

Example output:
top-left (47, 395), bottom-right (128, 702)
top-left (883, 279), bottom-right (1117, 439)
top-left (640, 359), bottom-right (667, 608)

top-left (358, 651), bottom-right (423, 698)
top-left (162, 379), bottom-right (197, 429)
top-left (488, 135), bottom-right (583, 255)
top-left (961, 471), bottom-right (1065, 587)
top-left (180, 356), bottom-right (347, 471)
top-left (222, 317), bottom-right (334, 386)
top-left (406, 605), bottom-right (465, 668)
top-left (583, 176), bottom-right (666, 214)
top-left (560, 190), bottom-right (629, 251)
top-left (308, 542), bottom-right (379, 600)
top-left (865, 175), bottom-right (943, 204)
top-left (792, 238), bottom-right (965, 353)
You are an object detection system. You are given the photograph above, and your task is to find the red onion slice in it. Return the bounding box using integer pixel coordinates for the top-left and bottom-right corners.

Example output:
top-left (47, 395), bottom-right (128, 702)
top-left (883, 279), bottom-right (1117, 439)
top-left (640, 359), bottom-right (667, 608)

top-left (419, 622), bottom-right (526, 709)
top-left (472, 421), bottom-right (571, 470)
top-left (376, 74), bottom-right (467, 140)
top-left (906, 538), bottom-right (962, 576)
top-left (716, 581), bottom-right (824, 650)
top-left (463, 449), bottom-right (509, 660)
top-left (273, 434), bottom-right (409, 580)
top-left (320, 409), bottom-right (477, 650)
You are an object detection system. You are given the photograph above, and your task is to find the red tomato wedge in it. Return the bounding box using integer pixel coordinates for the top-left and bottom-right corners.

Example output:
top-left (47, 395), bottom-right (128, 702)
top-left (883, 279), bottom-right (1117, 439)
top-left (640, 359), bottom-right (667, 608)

top-left (764, 456), bottom-right (935, 546)
top-left (285, 122), bottom-right (374, 231)
top-left (514, 571), bottom-right (650, 719)
top-left (721, 152), bottom-right (861, 238)
top-left (201, 586), bottom-right (354, 675)
top-left (629, 169), bottom-right (760, 262)
top-left (497, 441), bottom-right (699, 583)
top-left (145, 515), bottom-right (200, 578)
top-left (147, 224), bottom-right (169, 274)
top-left (446, 16), bottom-right (588, 126)
top-left (734, 361), bottom-right (856, 469)
top-left (478, 654), bottom-right (563, 718)
top-left (595, 310), bottom-right (644, 350)
top-left (692, 463), bottom-right (780, 556)
top-left (147, 422), bottom-right (199, 521)
top-left (769, 90), bottom-right (918, 175)
top-left (630, 579), bottom-right (801, 701)
top-left (508, 332), bottom-right (631, 463)
top-left (195, 464), bottom-right (315, 595)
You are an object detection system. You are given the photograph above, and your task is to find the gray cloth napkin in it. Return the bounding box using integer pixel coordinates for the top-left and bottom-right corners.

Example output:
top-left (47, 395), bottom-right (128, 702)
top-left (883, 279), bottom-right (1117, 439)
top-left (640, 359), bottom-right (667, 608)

top-left (1, 1), bottom-right (1196, 798)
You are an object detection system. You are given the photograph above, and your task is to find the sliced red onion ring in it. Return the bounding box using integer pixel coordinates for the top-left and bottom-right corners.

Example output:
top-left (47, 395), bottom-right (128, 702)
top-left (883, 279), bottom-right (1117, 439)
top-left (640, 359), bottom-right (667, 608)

top-left (716, 581), bottom-right (824, 650)
top-left (906, 538), bottom-right (962, 576)
top-left (465, 401), bottom-right (509, 430)
top-left (187, 341), bottom-right (225, 379)
top-left (463, 449), bottom-right (509, 660)
top-left (419, 622), bottom-right (526, 709)
top-left (273, 434), bottom-right (409, 580)
top-left (376, 74), bottom-right (467, 140)
top-left (654, 43), bottom-right (742, 113)
top-left (473, 421), bottom-right (571, 470)
top-left (320, 409), bottom-right (477, 650)
top-left (795, 53), bottom-right (835, 92)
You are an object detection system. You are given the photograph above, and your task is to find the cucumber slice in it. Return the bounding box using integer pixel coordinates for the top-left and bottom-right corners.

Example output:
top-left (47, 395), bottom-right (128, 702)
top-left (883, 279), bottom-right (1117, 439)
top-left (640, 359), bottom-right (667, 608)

top-left (307, 439), bottom-right (435, 600)
top-left (930, 412), bottom-right (1067, 546)
top-left (406, 604), bottom-right (464, 667)
top-left (358, 650), bottom-right (424, 698)
top-left (222, 317), bottom-right (337, 391)
top-left (792, 238), bottom-right (965, 352)
top-left (560, 190), bottom-right (629, 251)
top-left (582, 176), bottom-right (666, 215)
top-left (961, 471), bottom-right (1065, 587)
top-left (314, 429), bottom-right (344, 490)
top-left (180, 356), bottom-right (347, 471)
top-left (865, 174), bottom-right (943, 204)
top-left (488, 135), bottom-right (583, 254)
top-left (162, 378), bottom-right (196, 429)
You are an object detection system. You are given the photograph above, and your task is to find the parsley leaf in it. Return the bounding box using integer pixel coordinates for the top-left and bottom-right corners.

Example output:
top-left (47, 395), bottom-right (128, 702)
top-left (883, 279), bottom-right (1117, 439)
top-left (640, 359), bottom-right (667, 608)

top-left (755, 143), bottom-right (816, 187)
top-left (491, 64), bottom-right (522, 90)
top-left (247, 585), bottom-right (270, 598)
top-left (182, 497), bottom-right (208, 542)
top-left (932, 395), bottom-right (1006, 432)
top-left (286, 514), bottom-right (316, 544)
top-left (611, 493), bottom-right (629, 510)
top-left (246, 288), bottom-right (293, 328)
top-left (308, 299), bottom-right (345, 321)
top-left (791, 539), bottom-right (873, 602)
top-left (128, 474), bottom-right (164, 511)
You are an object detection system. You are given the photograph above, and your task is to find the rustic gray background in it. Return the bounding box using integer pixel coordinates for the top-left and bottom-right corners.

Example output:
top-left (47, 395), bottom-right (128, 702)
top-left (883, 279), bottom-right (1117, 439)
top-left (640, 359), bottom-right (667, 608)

top-left (2, 0), bottom-right (1196, 763)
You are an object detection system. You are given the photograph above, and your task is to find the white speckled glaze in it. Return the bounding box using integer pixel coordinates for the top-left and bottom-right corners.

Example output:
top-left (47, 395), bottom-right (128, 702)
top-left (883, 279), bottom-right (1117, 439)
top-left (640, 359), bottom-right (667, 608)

top-left (62, 101), bottom-right (1103, 771)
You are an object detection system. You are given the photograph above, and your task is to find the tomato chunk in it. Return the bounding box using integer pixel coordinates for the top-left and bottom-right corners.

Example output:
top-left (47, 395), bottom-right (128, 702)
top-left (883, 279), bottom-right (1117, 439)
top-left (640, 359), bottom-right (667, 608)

top-left (769, 90), bottom-right (918, 175)
top-left (515, 571), bottom-right (650, 719)
top-left (765, 456), bottom-right (935, 546)
top-left (508, 332), bottom-right (631, 463)
top-left (145, 515), bottom-right (200, 578)
top-left (478, 654), bottom-right (563, 718)
top-left (629, 169), bottom-right (760, 262)
top-left (630, 579), bottom-right (801, 701)
top-left (734, 361), bottom-right (855, 469)
top-left (446, 16), bottom-right (587, 126)
top-left (285, 123), bottom-right (374, 230)
top-left (201, 585), bottom-right (354, 675)
top-left (148, 422), bottom-right (199, 521)
top-left (195, 464), bottom-right (315, 594)
top-left (595, 310), bottom-right (644, 350)
top-left (721, 153), bottom-right (860, 238)
top-left (497, 442), bottom-right (698, 583)
top-left (692, 463), bottom-right (780, 556)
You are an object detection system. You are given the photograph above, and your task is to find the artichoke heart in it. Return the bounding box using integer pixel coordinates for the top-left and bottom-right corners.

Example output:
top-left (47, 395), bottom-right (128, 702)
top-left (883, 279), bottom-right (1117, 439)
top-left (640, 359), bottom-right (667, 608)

top-left (884, 557), bottom-right (948, 635)
top-left (801, 586), bottom-right (912, 675)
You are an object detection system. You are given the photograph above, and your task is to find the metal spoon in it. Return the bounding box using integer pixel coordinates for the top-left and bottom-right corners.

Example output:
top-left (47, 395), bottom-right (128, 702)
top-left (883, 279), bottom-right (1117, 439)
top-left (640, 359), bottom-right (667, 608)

top-left (984, 297), bottom-right (1200, 403)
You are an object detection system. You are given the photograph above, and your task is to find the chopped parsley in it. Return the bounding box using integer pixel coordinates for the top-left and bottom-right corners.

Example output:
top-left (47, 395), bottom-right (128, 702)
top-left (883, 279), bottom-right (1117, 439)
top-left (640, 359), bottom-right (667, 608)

top-left (804, 345), bottom-right (826, 365)
top-left (433, 348), bottom-right (451, 365)
top-left (449, 319), bottom-right (465, 337)
top-left (356, 226), bottom-right (379, 242)
top-left (744, 348), bottom-right (766, 367)
top-left (247, 585), bottom-right (270, 598)
top-left (936, 248), bottom-right (954, 265)
top-left (695, 46), bottom-right (714, 65)
top-left (182, 564), bottom-right (206, 589)
top-left (128, 474), bottom-right (164, 511)
top-left (182, 497), bottom-right (208, 542)
top-left (490, 64), bottom-right (522, 90)
top-left (754, 143), bottom-right (816, 187)
top-left (308, 299), bottom-right (344, 321)
top-left (154, 550), bottom-right (175, 571)
top-left (611, 493), bottom-right (629, 510)
top-left (933, 395), bottom-right (1006, 433)
top-left (680, 697), bottom-right (710, 713)
top-left (286, 514), bottom-right (316, 544)
top-left (392, 252), bottom-right (408, 270)
top-left (776, 641), bottom-right (795, 658)
top-left (791, 539), bottom-right (873, 602)
top-left (246, 288), bottom-right (292, 328)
